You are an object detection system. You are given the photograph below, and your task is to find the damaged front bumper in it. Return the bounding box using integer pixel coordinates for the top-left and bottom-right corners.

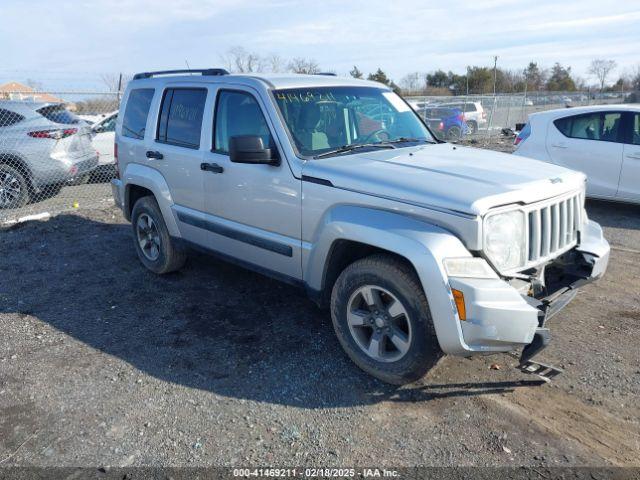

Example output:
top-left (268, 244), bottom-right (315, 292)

top-left (448, 220), bottom-right (609, 357)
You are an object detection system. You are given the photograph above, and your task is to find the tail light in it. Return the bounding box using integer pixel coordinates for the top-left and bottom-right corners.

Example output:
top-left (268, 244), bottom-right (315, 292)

top-left (457, 114), bottom-right (464, 121)
top-left (114, 141), bottom-right (119, 179)
top-left (28, 128), bottom-right (77, 139)
top-left (482, 111), bottom-right (487, 119)
top-left (514, 123), bottom-right (532, 147)
top-left (438, 122), bottom-right (444, 131)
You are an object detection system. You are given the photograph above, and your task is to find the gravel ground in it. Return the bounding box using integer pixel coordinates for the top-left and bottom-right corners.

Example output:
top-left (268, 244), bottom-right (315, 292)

top-left (0, 188), bottom-right (639, 468)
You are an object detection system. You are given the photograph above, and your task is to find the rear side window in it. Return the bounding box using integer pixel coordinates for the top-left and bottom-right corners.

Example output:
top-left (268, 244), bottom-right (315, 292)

top-left (554, 112), bottom-right (622, 142)
top-left (122, 88), bottom-right (155, 140)
top-left (157, 88), bottom-right (207, 149)
top-left (37, 105), bottom-right (79, 125)
top-left (631, 113), bottom-right (640, 146)
top-left (0, 108), bottom-right (25, 127)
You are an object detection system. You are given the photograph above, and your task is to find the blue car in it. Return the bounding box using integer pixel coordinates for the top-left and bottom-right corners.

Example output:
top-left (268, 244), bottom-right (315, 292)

top-left (417, 107), bottom-right (469, 141)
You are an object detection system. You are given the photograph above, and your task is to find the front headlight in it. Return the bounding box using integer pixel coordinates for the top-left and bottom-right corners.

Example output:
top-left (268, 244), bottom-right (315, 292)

top-left (483, 210), bottom-right (526, 271)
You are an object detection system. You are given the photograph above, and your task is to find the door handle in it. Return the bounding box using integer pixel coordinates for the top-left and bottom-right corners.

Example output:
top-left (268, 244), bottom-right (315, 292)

top-left (551, 143), bottom-right (568, 149)
top-left (146, 150), bottom-right (164, 160)
top-left (626, 152), bottom-right (640, 159)
top-left (200, 162), bottom-right (224, 173)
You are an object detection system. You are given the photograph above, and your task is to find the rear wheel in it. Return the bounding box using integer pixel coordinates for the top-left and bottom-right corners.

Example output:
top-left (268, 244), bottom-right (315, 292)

top-left (330, 254), bottom-right (442, 384)
top-left (0, 164), bottom-right (30, 209)
top-left (467, 120), bottom-right (478, 134)
top-left (446, 125), bottom-right (462, 141)
top-left (131, 196), bottom-right (187, 274)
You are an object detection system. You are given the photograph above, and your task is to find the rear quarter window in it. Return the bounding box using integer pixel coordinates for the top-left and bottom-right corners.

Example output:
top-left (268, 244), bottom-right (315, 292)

top-left (553, 116), bottom-right (572, 136)
top-left (122, 88), bottom-right (155, 140)
top-left (0, 108), bottom-right (25, 127)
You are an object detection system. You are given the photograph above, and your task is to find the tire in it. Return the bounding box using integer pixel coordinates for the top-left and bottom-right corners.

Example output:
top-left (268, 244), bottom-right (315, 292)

top-left (0, 164), bottom-right (30, 209)
top-left (446, 125), bottom-right (462, 141)
top-left (131, 196), bottom-right (187, 274)
top-left (330, 254), bottom-right (442, 385)
top-left (467, 120), bottom-right (478, 134)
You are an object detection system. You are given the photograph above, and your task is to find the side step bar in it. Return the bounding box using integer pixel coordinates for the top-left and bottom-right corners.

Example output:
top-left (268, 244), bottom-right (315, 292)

top-left (518, 360), bottom-right (563, 381)
top-left (517, 328), bottom-right (563, 381)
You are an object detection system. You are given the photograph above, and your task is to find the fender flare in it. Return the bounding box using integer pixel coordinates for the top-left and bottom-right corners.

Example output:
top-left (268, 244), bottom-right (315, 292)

top-left (304, 205), bottom-right (474, 354)
top-left (122, 163), bottom-right (181, 237)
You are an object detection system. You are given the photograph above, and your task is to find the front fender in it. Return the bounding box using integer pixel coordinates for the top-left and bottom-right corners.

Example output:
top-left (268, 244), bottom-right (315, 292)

top-left (122, 163), bottom-right (180, 237)
top-left (303, 205), bottom-right (474, 355)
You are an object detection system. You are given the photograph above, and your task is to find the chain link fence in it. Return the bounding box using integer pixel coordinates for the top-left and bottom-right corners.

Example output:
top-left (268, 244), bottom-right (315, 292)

top-left (0, 91), bottom-right (119, 224)
top-left (0, 87), bottom-right (634, 224)
top-left (405, 90), bottom-right (627, 143)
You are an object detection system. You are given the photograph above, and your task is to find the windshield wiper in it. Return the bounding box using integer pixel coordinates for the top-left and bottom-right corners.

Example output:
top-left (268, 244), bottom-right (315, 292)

top-left (384, 137), bottom-right (435, 144)
top-left (313, 143), bottom-right (396, 159)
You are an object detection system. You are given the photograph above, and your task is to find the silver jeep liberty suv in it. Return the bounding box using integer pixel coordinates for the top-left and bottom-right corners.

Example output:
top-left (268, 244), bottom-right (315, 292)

top-left (111, 68), bottom-right (609, 384)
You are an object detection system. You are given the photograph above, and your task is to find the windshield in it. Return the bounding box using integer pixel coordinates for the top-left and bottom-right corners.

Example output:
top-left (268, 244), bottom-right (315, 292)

top-left (273, 87), bottom-right (435, 158)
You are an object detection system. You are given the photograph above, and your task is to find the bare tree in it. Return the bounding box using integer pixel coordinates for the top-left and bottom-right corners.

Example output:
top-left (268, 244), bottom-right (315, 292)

top-left (221, 46), bottom-right (265, 73)
top-left (265, 53), bottom-right (285, 73)
top-left (589, 59), bottom-right (617, 93)
top-left (100, 73), bottom-right (131, 93)
top-left (399, 72), bottom-right (423, 94)
top-left (287, 57), bottom-right (320, 74)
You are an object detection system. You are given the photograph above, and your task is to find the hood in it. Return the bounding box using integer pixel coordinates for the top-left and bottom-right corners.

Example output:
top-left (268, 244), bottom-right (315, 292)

top-left (302, 143), bottom-right (585, 216)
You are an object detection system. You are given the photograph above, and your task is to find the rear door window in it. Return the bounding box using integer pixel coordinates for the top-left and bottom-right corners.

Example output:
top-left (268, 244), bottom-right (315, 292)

top-left (37, 105), bottom-right (79, 125)
top-left (157, 88), bottom-right (207, 149)
top-left (554, 112), bottom-right (623, 142)
top-left (0, 108), bottom-right (25, 127)
top-left (122, 88), bottom-right (155, 140)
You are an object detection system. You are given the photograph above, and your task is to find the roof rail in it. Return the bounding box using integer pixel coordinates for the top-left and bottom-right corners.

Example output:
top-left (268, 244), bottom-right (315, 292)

top-left (132, 68), bottom-right (230, 80)
top-left (315, 72), bottom-right (337, 76)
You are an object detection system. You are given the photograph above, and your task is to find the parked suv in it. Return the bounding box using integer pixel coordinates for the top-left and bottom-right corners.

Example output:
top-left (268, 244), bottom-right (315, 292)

top-left (438, 101), bottom-right (486, 133)
top-left (417, 106), bottom-right (468, 141)
top-left (111, 69), bottom-right (609, 384)
top-left (0, 101), bottom-right (98, 208)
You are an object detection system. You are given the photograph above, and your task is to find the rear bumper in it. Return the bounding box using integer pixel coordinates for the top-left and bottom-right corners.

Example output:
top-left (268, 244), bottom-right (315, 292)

top-left (446, 219), bottom-right (609, 354)
top-left (32, 152), bottom-right (99, 187)
top-left (111, 178), bottom-right (124, 210)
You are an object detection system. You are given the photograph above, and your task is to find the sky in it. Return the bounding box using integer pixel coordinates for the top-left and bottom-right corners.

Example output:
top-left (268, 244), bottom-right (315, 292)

top-left (1, 0), bottom-right (639, 91)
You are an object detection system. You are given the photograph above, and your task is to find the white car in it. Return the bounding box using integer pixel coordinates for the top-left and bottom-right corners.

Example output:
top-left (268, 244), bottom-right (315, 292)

top-left (438, 101), bottom-right (486, 133)
top-left (514, 105), bottom-right (640, 204)
top-left (91, 111), bottom-right (117, 169)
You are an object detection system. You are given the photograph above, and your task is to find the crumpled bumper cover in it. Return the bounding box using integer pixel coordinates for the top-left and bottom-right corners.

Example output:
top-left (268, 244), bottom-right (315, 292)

top-left (448, 219), bottom-right (609, 354)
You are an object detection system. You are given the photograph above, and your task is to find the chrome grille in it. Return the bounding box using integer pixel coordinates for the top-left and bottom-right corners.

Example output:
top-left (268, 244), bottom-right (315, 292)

top-left (526, 191), bottom-right (583, 265)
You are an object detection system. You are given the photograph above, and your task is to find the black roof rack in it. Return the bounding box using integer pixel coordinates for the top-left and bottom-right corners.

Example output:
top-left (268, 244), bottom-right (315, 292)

top-left (132, 68), bottom-right (230, 80)
top-left (315, 72), bottom-right (337, 76)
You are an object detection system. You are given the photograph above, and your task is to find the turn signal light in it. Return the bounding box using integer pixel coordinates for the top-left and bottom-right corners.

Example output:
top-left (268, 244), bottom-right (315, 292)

top-left (452, 289), bottom-right (466, 321)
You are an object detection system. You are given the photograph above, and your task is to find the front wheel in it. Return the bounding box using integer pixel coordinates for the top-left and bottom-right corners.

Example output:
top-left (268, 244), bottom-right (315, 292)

top-left (0, 164), bottom-right (30, 209)
top-left (330, 254), bottom-right (442, 384)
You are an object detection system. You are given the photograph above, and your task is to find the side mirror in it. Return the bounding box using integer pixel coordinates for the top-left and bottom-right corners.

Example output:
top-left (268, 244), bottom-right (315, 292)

top-left (229, 135), bottom-right (279, 165)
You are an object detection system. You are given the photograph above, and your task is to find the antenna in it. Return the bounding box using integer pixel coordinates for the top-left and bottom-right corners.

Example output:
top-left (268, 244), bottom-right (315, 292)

top-left (185, 59), bottom-right (191, 72)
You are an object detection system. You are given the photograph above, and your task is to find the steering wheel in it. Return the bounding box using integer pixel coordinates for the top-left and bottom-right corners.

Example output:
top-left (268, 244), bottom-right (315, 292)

top-left (360, 128), bottom-right (391, 143)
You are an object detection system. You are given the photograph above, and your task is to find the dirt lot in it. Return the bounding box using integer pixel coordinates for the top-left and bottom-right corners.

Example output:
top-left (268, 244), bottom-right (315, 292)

top-left (0, 193), bottom-right (639, 468)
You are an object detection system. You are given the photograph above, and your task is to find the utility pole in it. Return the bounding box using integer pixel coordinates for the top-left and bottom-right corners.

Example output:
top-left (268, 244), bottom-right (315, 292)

top-left (116, 73), bottom-right (123, 104)
top-left (492, 56), bottom-right (498, 96)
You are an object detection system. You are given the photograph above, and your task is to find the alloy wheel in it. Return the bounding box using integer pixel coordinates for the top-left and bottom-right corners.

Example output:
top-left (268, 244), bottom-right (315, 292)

top-left (136, 213), bottom-right (161, 261)
top-left (346, 285), bottom-right (412, 363)
top-left (0, 171), bottom-right (22, 208)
